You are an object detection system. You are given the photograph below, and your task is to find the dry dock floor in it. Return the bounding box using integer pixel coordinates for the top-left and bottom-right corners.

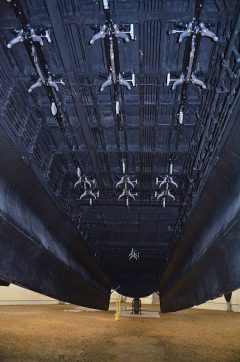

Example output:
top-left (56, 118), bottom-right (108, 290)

top-left (0, 303), bottom-right (240, 361)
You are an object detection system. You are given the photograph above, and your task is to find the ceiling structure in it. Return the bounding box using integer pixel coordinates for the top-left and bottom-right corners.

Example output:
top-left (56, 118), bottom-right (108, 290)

top-left (0, 0), bottom-right (240, 311)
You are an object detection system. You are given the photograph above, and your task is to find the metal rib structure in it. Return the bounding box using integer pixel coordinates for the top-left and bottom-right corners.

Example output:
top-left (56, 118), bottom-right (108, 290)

top-left (0, 0), bottom-right (240, 312)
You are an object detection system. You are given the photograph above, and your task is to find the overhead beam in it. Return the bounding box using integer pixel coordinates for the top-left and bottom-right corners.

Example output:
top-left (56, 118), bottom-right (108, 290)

top-left (45, 0), bottom-right (107, 199)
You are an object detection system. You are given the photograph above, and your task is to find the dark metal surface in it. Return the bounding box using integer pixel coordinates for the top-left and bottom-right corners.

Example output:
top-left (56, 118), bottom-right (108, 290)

top-left (0, 0), bottom-right (240, 309)
top-left (0, 117), bottom-right (110, 308)
top-left (0, 280), bottom-right (10, 287)
top-left (160, 90), bottom-right (240, 312)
